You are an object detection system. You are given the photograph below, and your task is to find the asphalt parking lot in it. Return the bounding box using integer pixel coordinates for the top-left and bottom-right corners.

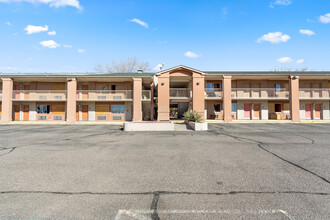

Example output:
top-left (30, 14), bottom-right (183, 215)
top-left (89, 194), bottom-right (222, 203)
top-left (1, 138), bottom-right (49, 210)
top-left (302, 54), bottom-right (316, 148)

top-left (0, 123), bottom-right (329, 219)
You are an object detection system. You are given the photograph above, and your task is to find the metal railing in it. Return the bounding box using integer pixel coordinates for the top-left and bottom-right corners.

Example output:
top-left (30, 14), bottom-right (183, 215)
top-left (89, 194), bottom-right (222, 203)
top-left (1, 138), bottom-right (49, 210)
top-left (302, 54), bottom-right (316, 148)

top-left (205, 88), bottom-right (222, 98)
top-left (231, 88), bottom-right (289, 99)
top-left (169, 88), bottom-right (191, 98)
top-left (76, 90), bottom-right (133, 100)
top-left (0, 92), bottom-right (2, 101)
top-left (12, 90), bottom-right (67, 100)
top-left (142, 90), bottom-right (151, 100)
top-left (299, 88), bottom-right (330, 99)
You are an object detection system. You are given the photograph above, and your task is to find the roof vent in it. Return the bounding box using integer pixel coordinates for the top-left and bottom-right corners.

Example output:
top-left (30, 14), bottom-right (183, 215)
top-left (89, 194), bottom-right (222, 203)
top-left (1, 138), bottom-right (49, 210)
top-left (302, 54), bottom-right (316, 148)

top-left (137, 69), bottom-right (144, 73)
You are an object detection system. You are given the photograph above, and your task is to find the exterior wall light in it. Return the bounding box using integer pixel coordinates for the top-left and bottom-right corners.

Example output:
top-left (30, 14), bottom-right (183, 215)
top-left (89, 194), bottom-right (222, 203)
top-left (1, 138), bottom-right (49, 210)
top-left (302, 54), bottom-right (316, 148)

top-left (161, 82), bottom-right (165, 86)
top-left (196, 82), bottom-right (200, 85)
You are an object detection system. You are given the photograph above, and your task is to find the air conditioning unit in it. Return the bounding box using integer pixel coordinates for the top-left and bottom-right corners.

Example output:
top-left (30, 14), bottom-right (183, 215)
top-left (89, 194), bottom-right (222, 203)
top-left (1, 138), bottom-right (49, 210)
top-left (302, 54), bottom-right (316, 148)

top-left (53, 116), bottom-right (62, 120)
top-left (113, 116), bottom-right (122, 120)
top-left (98, 116), bottom-right (106, 120)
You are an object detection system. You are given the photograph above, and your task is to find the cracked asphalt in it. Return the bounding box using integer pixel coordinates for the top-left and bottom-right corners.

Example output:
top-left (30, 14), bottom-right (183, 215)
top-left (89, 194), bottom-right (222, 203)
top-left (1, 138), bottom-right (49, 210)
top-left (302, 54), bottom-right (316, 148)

top-left (0, 124), bottom-right (329, 219)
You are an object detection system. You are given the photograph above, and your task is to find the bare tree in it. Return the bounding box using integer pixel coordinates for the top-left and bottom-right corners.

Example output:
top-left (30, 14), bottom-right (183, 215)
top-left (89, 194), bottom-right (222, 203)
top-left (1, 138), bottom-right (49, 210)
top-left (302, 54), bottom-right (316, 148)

top-left (95, 57), bottom-right (151, 73)
top-left (271, 66), bottom-right (309, 72)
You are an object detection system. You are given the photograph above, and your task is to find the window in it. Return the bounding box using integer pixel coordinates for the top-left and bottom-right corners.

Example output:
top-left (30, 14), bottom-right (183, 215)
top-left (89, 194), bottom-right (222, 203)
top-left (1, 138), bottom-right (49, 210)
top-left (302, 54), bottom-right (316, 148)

top-left (232, 103), bottom-right (237, 113)
top-left (275, 104), bottom-right (282, 113)
top-left (111, 105), bottom-right (125, 114)
top-left (37, 105), bottom-right (50, 114)
top-left (206, 82), bottom-right (221, 92)
top-left (111, 85), bottom-right (116, 91)
top-left (214, 104), bottom-right (221, 112)
top-left (275, 84), bottom-right (281, 92)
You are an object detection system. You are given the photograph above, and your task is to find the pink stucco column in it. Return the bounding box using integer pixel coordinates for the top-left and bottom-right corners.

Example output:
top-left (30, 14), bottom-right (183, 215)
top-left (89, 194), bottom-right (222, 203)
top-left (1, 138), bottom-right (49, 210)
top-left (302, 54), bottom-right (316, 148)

top-left (192, 73), bottom-right (205, 119)
top-left (157, 73), bottom-right (170, 121)
top-left (132, 78), bottom-right (142, 121)
top-left (289, 75), bottom-right (300, 122)
top-left (223, 75), bottom-right (232, 122)
top-left (66, 78), bottom-right (77, 123)
top-left (150, 82), bottom-right (154, 120)
top-left (1, 78), bottom-right (13, 123)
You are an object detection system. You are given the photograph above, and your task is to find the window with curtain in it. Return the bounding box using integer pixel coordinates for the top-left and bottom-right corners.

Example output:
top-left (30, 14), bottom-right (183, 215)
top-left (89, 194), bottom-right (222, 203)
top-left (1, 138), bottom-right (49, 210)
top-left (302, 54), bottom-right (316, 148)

top-left (111, 105), bottom-right (125, 114)
top-left (232, 103), bottom-right (237, 113)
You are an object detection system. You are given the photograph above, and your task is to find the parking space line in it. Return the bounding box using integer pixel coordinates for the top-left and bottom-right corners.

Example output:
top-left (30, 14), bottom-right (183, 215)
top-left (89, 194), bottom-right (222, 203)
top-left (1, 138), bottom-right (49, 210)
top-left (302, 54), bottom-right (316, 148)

top-left (114, 209), bottom-right (294, 220)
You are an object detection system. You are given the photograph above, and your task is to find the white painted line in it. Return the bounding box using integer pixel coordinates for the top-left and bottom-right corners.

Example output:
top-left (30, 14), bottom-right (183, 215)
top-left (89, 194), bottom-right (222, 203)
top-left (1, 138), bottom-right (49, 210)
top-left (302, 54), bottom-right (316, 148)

top-left (114, 209), bottom-right (295, 220)
top-left (114, 209), bottom-right (152, 220)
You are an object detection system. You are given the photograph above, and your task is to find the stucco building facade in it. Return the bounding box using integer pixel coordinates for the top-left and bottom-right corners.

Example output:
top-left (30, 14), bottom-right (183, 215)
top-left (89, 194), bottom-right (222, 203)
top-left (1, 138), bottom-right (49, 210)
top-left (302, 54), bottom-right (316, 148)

top-left (1, 66), bottom-right (329, 123)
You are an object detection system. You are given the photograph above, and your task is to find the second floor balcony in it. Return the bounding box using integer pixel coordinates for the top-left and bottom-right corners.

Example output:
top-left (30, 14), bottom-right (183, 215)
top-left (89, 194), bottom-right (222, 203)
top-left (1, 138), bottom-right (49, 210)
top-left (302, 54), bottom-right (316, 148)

top-left (205, 88), bottom-right (223, 99)
top-left (77, 90), bottom-right (133, 101)
top-left (231, 88), bottom-right (289, 99)
top-left (13, 90), bottom-right (67, 101)
top-left (299, 89), bottom-right (330, 99)
top-left (169, 88), bottom-right (191, 99)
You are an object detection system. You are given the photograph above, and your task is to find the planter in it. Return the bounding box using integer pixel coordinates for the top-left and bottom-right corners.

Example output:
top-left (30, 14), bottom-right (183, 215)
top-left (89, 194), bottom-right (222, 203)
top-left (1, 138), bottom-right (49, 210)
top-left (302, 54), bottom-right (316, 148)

top-left (188, 122), bottom-right (208, 131)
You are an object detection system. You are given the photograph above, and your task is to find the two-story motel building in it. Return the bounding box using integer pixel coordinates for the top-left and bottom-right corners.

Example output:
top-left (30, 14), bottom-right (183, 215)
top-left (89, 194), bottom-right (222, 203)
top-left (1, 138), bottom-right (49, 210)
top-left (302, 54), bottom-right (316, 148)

top-left (0, 66), bottom-right (330, 123)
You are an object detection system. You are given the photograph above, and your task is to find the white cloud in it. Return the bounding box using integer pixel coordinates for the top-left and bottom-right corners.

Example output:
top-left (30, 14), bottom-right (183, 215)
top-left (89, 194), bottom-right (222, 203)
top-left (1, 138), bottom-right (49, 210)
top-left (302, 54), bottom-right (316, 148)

top-left (129, 18), bottom-right (149, 28)
top-left (25, 24), bottom-right (48, 34)
top-left (257, 32), bottom-right (290, 43)
top-left (0, 0), bottom-right (82, 9)
top-left (63, 44), bottom-right (72, 48)
top-left (296, 59), bottom-right (304, 64)
top-left (184, 51), bottom-right (200, 58)
top-left (48, 30), bottom-right (56, 36)
top-left (77, 49), bottom-right (85, 53)
top-left (40, 40), bottom-right (60, 48)
top-left (1, 66), bottom-right (17, 71)
top-left (299, 29), bottom-right (315, 36)
top-left (278, 57), bottom-right (293, 63)
top-left (319, 13), bottom-right (330, 24)
top-left (270, 0), bottom-right (291, 7)
top-left (5, 21), bottom-right (12, 26)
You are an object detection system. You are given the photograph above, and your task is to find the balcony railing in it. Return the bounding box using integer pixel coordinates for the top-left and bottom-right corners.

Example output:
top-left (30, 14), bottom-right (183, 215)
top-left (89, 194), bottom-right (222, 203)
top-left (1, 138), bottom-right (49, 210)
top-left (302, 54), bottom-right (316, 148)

top-left (299, 88), bottom-right (330, 99)
top-left (205, 88), bottom-right (222, 98)
top-left (231, 88), bottom-right (289, 99)
top-left (13, 90), bottom-right (67, 101)
top-left (142, 90), bottom-right (151, 100)
top-left (76, 90), bottom-right (133, 100)
top-left (0, 91), bottom-right (2, 101)
top-left (169, 88), bottom-right (191, 98)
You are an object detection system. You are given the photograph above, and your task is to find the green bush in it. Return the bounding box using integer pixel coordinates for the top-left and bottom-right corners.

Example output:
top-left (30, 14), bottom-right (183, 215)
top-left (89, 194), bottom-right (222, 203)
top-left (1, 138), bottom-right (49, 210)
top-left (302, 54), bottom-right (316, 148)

top-left (183, 110), bottom-right (202, 122)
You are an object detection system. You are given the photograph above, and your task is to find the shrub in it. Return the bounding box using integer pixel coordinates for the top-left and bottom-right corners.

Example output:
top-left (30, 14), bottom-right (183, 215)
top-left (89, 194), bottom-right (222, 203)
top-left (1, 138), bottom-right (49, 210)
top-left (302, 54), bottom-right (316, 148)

top-left (183, 110), bottom-right (202, 122)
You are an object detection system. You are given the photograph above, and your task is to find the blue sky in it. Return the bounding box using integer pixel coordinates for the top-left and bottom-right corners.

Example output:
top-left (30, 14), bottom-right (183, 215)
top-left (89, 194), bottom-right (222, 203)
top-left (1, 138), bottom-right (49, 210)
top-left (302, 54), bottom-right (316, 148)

top-left (0, 0), bottom-right (330, 73)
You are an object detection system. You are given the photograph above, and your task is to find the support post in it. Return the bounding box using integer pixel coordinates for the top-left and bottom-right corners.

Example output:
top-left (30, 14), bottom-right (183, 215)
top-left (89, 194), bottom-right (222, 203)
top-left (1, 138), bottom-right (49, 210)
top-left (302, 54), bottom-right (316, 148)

top-left (223, 75), bottom-right (232, 122)
top-left (66, 78), bottom-right (77, 123)
top-left (289, 75), bottom-right (300, 122)
top-left (133, 78), bottom-right (142, 121)
top-left (1, 78), bottom-right (13, 123)
top-left (157, 73), bottom-right (170, 121)
top-left (192, 72), bottom-right (205, 119)
top-left (150, 82), bottom-right (154, 121)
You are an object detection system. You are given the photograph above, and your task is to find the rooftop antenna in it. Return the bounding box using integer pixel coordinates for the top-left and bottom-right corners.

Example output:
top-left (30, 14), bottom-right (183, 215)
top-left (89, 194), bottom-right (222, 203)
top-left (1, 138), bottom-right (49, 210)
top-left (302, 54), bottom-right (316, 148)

top-left (159, 63), bottom-right (165, 70)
